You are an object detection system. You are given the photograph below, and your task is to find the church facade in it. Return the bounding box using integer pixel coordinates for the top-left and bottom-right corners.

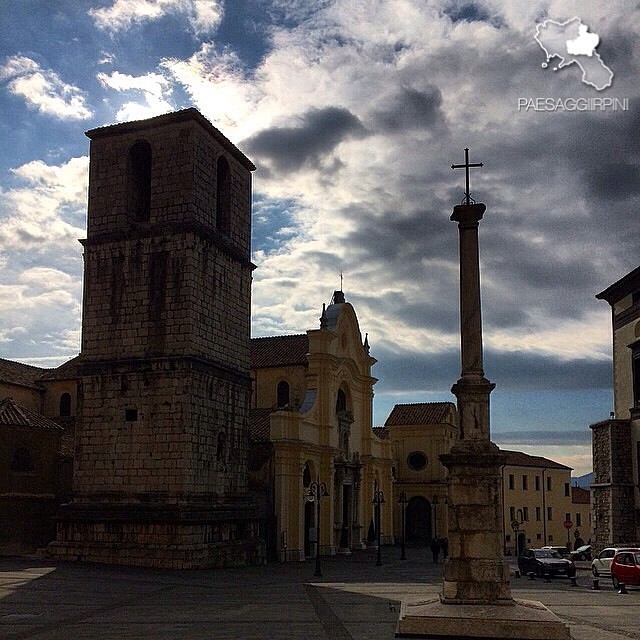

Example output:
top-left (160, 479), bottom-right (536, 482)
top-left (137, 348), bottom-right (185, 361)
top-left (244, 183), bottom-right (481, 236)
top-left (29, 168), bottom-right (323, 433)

top-left (590, 265), bottom-right (640, 549)
top-left (248, 291), bottom-right (394, 561)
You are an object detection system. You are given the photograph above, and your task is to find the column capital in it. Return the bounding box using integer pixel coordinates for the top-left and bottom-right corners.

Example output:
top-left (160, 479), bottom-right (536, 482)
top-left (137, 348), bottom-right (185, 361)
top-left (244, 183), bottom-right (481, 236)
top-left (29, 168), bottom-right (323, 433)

top-left (450, 203), bottom-right (486, 225)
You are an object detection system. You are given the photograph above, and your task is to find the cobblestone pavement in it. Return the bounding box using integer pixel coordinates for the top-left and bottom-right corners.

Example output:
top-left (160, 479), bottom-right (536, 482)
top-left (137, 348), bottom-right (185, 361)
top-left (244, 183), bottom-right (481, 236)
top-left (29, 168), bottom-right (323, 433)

top-left (1, 548), bottom-right (638, 639)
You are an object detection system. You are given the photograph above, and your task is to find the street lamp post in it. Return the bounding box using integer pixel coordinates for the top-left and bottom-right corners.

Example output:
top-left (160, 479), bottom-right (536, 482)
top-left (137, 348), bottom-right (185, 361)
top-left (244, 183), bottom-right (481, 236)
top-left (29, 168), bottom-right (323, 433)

top-left (398, 490), bottom-right (408, 560)
top-left (511, 509), bottom-right (524, 556)
top-left (307, 478), bottom-right (329, 578)
top-left (372, 480), bottom-right (385, 567)
top-left (432, 495), bottom-right (439, 539)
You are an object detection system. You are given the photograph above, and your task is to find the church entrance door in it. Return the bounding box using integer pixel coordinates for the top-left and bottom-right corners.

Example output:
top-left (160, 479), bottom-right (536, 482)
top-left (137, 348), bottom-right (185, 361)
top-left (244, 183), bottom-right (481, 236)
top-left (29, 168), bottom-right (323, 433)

top-left (406, 496), bottom-right (432, 545)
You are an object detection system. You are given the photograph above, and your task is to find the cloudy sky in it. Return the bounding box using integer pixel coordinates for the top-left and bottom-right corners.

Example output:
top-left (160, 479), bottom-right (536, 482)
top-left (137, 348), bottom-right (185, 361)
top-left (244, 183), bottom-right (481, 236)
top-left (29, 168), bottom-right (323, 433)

top-left (1, 0), bottom-right (638, 475)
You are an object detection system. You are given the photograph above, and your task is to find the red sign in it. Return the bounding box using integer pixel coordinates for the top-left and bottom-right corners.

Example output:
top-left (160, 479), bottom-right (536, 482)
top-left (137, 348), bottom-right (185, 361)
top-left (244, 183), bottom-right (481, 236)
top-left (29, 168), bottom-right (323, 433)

top-left (563, 519), bottom-right (573, 529)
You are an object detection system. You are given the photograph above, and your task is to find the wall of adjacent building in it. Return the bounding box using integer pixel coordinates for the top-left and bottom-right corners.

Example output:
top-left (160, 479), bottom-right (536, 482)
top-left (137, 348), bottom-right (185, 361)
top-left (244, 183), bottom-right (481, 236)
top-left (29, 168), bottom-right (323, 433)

top-left (502, 464), bottom-right (578, 553)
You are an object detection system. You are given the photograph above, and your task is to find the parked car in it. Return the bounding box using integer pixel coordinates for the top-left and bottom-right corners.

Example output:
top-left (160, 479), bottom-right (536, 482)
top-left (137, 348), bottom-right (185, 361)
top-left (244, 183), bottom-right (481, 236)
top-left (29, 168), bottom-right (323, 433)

top-left (541, 545), bottom-right (571, 559)
top-left (570, 544), bottom-right (592, 561)
top-left (518, 548), bottom-right (576, 578)
top-left (591, 547), bottom-right (623, 577)
top-left (610, 549), bottom-right (640, 589)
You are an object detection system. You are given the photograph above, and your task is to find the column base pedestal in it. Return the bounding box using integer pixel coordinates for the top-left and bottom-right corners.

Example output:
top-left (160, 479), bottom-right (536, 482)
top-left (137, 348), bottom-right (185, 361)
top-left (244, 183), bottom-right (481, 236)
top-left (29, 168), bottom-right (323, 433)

top-left (396, 597), bottom-right (570, 639)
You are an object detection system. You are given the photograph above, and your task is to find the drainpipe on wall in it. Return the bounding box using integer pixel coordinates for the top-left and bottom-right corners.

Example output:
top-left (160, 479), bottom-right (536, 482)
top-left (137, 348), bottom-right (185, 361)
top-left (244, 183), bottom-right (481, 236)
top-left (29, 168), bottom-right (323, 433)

top-left (500, 463), bottom-right (506, 554)
top-left (542, 468), bottom-right (547, 545)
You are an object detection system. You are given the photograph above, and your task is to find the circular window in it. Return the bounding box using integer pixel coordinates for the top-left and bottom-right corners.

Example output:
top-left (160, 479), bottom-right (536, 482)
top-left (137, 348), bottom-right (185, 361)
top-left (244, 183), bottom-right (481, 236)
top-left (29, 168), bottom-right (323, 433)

top-left (407, 451), bottom-right (428, 471)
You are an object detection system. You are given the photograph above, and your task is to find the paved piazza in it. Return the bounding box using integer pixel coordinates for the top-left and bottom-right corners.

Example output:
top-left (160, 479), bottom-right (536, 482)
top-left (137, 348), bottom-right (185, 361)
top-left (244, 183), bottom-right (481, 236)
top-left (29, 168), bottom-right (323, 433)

top-left (1, 548), bottom-right (638, 639)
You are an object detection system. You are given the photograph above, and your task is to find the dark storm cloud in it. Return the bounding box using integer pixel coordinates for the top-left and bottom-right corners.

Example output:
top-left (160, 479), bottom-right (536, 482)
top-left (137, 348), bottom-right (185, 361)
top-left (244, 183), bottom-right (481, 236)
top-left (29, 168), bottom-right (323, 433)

top-left (590, 23), bottom-right (638, 82)
top-left (480, 233), bottom-right (605, 320)
top-left (463, 102), bottom-right (640, 331)
top-left (588, 163), bottom-right (640, 202)
top-left (245, 106), bottom-right (367, 173)
top-left (371, 86), bottom-right (445, 132)
top-left (374, 346), bottom-right (610, 394)
top-left (443, 2), bottom-right (505, 28)
top-left (344, 204), bottom-right (452, 263)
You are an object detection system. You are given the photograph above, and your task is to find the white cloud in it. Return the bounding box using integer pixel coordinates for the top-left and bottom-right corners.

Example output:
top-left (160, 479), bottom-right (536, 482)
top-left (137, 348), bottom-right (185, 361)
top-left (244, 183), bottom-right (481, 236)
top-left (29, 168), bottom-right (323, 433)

top-left (0, 55), bottom-right (92, 119)
top-left (0, 156), bottom-right (88, 250)
top-left (97, 70), bottom-right (174, 120)
top-left (162, 44), bottom-right (257, 134)
top-left (89, 0), bottom-right (223, 34)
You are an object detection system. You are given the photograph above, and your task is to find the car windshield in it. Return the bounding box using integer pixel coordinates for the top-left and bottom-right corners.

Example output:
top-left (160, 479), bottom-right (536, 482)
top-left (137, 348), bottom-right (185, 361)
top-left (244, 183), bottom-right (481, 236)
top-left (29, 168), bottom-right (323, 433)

top-left (534, 550), bottom-right (560, 559)
top-left (635, 553), bottom-right (640, 565)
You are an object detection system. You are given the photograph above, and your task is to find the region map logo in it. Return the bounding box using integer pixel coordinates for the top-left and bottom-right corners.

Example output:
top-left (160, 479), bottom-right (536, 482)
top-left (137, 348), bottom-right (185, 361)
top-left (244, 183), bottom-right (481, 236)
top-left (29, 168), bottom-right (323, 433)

top-left (517, 16), bottom-right (627, 112)
top-left (534, 17), bottom-right (612, 91)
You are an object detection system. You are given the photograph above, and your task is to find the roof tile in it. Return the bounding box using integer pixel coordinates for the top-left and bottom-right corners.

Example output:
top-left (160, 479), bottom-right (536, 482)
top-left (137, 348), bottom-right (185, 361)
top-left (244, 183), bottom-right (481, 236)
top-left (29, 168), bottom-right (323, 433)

top-left (372, 426), bottom-right (389, 440)
top-left (502, 449), bottom-right (572, 471)
top-left (249, 408), bottom-right (272, 442)
top-left (384, 402), bottom-right (456, 426)
top-left (251, 334), bottom-right (309, 369)
top-left (0, 358), bottom-right (46, 389)
top-left (0, 397), bottom-right (63, 431)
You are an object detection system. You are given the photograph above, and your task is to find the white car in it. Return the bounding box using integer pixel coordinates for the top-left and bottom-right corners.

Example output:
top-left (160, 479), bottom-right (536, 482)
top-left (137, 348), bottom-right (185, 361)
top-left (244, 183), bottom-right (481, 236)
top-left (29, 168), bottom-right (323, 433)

top-left (591, 547), bottom-right (622, 577)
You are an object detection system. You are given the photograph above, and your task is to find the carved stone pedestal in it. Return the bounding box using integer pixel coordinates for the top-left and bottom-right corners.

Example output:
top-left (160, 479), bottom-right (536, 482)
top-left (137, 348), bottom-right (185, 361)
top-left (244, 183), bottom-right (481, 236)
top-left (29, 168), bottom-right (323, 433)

top-left (396, 597), bottom-right (570, 639)
top-left (396, 441), bottom-right (569, 639)
top-left (440, 441), bottom-right (510, 604)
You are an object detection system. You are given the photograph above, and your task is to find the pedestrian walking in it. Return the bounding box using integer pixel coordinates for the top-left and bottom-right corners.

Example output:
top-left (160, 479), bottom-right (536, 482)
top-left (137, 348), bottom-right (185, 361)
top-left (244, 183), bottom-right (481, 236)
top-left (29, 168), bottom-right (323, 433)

top-left (430, 538), bottom-right (441, 563)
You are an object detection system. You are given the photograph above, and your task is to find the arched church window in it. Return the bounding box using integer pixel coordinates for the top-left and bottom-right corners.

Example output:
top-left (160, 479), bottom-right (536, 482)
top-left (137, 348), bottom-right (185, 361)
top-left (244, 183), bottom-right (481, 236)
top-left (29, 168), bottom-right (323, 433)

top-left (276, 381), bottom-right (290, 408)
top-left (303, 463), bottom-right (311, 488)
top-left (59, 393), bottom-right (71, 417)
top-left (10, 447), bottom-right (33, 473)
top-left (128, 140), bottom-right (152, 221)
top-left (216, 432), bottom-right (227, 462)
top-left (216, 155), bottom-right (231, 234)
top-left (336, 388), bottom-right (347, 414)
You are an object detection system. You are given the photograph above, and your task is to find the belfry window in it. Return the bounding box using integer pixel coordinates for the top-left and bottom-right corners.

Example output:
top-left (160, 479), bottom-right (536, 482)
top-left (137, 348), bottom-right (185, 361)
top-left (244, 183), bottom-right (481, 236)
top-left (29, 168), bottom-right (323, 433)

top-left (216, 156), bottom-right (231, 234)
top-left (336, 389), bottom-right (347, 414)
top-left (59, 392), bottom-right (71, 417)
top-left (217, 432), bottom-right (227, 462)
top-left (128, 141), bottom-right (152, 221)
top-left (276, 381), bottom-right (290, 408)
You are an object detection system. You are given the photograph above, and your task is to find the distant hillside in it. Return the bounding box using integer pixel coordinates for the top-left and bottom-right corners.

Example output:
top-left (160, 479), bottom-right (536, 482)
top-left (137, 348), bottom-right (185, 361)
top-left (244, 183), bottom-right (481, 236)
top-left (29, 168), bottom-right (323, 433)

top-left (573, 472), bottom-right (593, 488)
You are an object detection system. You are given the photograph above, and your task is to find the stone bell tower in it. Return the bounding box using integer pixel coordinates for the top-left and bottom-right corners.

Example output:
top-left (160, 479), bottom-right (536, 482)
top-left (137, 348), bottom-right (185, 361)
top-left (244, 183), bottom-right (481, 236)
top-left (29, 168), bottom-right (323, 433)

top-left (50, 108), bottom-right (264, 568)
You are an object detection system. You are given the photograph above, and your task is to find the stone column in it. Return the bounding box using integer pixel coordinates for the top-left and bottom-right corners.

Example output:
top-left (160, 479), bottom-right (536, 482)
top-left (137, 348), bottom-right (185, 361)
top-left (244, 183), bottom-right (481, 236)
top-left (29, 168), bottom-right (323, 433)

top-left (396, 200), bottom-right (569, 639)
top-left (440, 203), bottom-right (510, 604)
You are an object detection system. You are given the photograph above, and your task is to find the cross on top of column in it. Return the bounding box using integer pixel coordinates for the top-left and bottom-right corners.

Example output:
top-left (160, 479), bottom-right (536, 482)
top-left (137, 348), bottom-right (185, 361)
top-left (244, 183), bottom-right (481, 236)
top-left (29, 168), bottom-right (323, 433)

top-left (451, 148), bottom-right (483, 205)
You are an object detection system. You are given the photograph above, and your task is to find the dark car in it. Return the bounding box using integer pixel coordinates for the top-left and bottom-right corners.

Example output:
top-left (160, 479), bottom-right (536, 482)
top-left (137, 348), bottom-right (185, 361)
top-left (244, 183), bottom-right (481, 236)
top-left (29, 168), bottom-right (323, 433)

top-left (570, 544), bottom-right (592, 561)
top-left (518, 548), bottom-right (576, 578)
top-left (610, 549), bottom-right (640, 589)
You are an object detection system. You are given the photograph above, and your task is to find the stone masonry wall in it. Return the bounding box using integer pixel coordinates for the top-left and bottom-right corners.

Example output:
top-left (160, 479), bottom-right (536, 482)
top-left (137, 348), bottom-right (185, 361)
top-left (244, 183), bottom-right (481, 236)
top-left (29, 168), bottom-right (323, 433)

top-left (87, 116), bottom-right (251, 259)
top-left (81, 231), bottom-right (251, 370)
top-left (591, 419), bottom-right (636, 549)
top-left (52, 110), bottom-right (263, 568)
top-left (75, 357), bottom-right (251, 498)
